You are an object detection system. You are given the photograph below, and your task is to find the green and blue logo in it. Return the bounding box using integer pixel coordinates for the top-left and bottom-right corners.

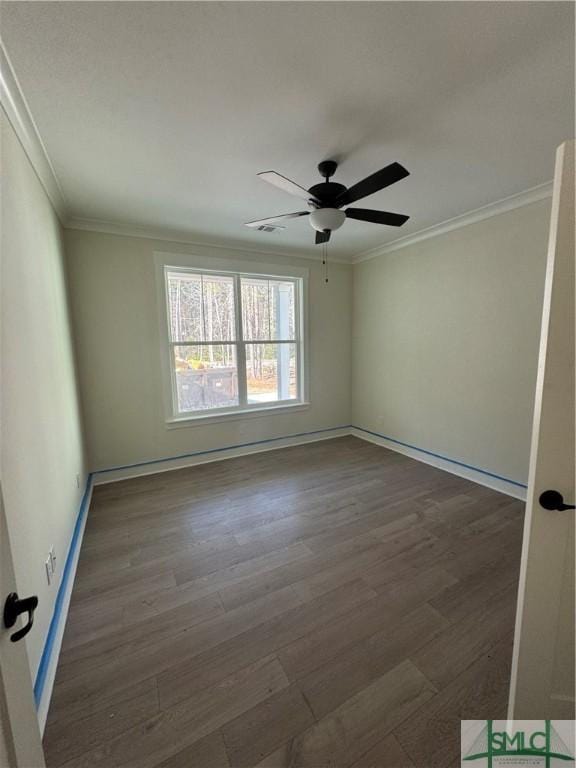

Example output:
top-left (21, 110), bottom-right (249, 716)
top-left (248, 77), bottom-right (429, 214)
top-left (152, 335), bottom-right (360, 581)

top-left (462, 720), bottom-right (574, 767)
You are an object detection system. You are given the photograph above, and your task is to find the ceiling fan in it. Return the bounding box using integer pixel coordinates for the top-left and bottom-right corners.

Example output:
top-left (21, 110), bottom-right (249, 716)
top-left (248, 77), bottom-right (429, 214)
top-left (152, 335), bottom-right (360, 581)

top-left (245, 160), bottom-right (410, 244)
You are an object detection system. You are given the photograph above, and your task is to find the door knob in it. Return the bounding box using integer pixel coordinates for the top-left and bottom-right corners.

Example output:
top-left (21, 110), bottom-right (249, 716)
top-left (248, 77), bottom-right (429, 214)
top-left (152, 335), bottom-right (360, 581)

top-left (539, 490), bottom-right (576, 511)
top-left (3, 592), bottom-right (38, 642)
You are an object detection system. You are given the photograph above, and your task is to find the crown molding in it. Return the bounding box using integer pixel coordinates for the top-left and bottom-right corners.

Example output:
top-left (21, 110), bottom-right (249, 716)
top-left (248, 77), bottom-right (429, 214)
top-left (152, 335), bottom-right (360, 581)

top-left (65, 216), bottom-right (354, 264)
top-left (352, 181), bottom-right (553, 264)
top-left (0, 40), bottom-right (68, 221)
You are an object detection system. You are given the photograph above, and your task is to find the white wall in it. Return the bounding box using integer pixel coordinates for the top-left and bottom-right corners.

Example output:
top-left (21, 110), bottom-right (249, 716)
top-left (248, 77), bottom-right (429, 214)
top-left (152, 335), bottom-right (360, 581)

top-left (352, 199), bottom-right (550, 486)
top-left (64, 229), bottom-right (352, 472)
top-left (0, 114), bottom-right (86, 680)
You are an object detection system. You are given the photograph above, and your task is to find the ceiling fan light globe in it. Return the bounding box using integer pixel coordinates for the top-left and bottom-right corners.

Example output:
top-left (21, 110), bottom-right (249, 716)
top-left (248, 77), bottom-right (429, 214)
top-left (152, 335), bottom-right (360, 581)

top-left (309, 208), bottom-right (346, 233)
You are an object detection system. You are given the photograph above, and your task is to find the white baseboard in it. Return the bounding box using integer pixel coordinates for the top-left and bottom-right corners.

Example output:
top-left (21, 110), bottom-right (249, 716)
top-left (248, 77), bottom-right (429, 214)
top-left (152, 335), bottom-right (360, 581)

top-left (92, 425), bottom-right (528, 500)
top-left (34, 476), bottom-right (93, 733)
top-left (351, 427), bottom-right (527, 501)
top-left (92, 427), bottom-right (352, 485)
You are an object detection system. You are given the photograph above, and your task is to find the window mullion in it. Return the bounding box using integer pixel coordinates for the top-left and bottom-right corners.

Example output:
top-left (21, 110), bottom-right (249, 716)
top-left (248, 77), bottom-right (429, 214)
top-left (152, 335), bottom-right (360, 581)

top-left (234, 275), bottom-right (248, 407)
top-left (295, 277), bottom-right (303, 401)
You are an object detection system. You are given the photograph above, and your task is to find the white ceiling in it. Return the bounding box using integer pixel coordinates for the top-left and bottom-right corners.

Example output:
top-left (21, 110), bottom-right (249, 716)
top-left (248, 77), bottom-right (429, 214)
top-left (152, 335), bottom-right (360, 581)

top-left (2, 1), bottom-right (574, 259)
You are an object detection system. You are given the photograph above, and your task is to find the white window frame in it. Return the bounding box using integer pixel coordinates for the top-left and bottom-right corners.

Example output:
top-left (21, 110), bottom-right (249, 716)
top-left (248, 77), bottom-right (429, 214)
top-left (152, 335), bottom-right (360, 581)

top-left (155, 251), bottom-right (309, 426)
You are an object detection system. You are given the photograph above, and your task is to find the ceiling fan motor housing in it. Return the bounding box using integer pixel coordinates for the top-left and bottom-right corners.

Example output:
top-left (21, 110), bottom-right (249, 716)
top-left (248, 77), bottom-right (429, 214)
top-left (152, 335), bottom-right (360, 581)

top-left (308, 159), bottom-right (347, 208)
top-left (308, 182), bottom-right (347, 207)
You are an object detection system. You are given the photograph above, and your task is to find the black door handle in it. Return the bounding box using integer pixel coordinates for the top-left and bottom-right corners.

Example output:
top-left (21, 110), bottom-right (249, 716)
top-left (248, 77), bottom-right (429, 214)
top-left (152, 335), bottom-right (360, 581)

top-left (3, 592), bottom-right (38, 643)
top-left (539, 490), bottom-right (576, 511)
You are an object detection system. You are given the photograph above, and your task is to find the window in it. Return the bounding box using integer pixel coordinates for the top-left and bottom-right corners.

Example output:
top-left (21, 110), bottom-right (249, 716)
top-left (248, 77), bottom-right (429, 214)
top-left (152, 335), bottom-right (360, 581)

top-left (163, 267), bottom-right (304, 419)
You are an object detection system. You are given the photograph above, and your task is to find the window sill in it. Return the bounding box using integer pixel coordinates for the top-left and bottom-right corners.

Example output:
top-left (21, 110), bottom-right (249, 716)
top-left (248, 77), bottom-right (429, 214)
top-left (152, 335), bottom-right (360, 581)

top-left (165, 401), bottom-right (311, 429)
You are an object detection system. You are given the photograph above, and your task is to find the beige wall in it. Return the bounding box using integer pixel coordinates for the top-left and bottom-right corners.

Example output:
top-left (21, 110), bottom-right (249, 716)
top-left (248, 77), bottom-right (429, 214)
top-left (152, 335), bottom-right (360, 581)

top-left (66, 198), bottom-right (548, 487)
top-left (64, 229), bottom-right (352, 471)
top-left (0, 114), bottom-right (86, 678)
top-left (352, 199), bottom-right (550, 485)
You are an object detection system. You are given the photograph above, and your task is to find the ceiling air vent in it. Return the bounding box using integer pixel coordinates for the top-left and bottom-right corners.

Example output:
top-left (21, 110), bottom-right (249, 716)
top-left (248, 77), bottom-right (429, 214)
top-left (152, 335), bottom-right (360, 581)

top-left (256, 224), bottom-right (285, 233)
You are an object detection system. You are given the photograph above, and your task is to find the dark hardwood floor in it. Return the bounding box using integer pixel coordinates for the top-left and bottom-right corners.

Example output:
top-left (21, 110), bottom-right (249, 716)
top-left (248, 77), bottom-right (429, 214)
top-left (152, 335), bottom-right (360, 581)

top-left (43, 436), bottom-right (524, 768)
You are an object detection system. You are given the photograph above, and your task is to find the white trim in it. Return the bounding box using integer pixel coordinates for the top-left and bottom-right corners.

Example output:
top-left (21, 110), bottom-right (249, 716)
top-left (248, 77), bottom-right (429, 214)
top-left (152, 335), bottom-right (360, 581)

top-left (350, 427), bottom-right (527, 501)
top-left (36, 479), bottom-right (93, 734)
top-left (0, 41), bottom-right (68, 221)
top-left (92, 428), bottom-right (351, 485)
top-left (92, 425), bottom-right (527, 499)
top-left (352, 181), bottom-right (553, 263)
top-left (166, 402), bottom-right (311, 428)
top-left (67, 180), bottom-right (553, 266)
top-left (155, 252), bottom-right (310, 280)
top-left (66, 216), bottom-right (352, 264)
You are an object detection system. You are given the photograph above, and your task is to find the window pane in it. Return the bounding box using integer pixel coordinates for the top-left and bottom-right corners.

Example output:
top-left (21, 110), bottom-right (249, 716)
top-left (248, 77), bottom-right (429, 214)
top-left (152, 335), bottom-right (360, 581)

top-left (202, 274), bottom-right (236, 341)
top-left (269, 280), bottom-right (295, 340)
top-left (241, 277), bottom-right (270, 341)
top-left (241, 278), bottom-right (296, 341)
top-left (174, 345), bottom-right (238, 412)
top-left (245, 344), bottom-right (297, 404)
top-left (167, 272), bottom-right (203, 341)
top-left (167, 272), bottom-right (235, 342)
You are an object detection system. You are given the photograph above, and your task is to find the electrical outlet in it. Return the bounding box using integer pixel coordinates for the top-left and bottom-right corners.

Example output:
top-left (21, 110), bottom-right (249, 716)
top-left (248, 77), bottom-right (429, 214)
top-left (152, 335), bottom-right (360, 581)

top-left (45, 556), bottom-right (52, 585)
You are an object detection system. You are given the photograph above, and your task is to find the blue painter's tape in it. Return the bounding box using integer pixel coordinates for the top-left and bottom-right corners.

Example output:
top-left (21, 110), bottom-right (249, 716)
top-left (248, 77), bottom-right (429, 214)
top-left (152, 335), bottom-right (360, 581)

top-left (92, 423), bottom-right (526, 488)
top-left (352, 425), bottom-right (528, 489)
top-left (33, 474), bottom-right (93, 708)
top-left (92, 425), bottom-right (352, 475)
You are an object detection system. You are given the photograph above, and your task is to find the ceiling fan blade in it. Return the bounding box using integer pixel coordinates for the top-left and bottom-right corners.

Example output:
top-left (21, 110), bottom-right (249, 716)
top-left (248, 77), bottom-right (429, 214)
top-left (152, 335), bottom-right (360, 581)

top-left (245, 211), bottom-right (309, 228)
top-left (338, 162), bottom-right (409, 206)
top-left (258, 171), bottom-right (321, 204)
top-left (315, 230), bottom-right (331, 245)
top-left (345, 208), bottom-right (409, 227)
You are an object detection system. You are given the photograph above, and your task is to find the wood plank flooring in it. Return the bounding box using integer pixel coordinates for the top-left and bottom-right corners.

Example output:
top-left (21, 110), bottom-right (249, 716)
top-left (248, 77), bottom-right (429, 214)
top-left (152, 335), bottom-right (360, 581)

top-left (44, 436), bottom-right (524, 768)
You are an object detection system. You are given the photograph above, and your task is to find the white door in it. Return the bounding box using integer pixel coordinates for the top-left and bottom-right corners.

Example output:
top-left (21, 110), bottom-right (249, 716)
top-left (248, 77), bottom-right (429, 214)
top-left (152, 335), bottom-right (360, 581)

top-left (0, 486), bottom-right (45, 767)
top-left (509, 140), bottom-right (575, 718)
